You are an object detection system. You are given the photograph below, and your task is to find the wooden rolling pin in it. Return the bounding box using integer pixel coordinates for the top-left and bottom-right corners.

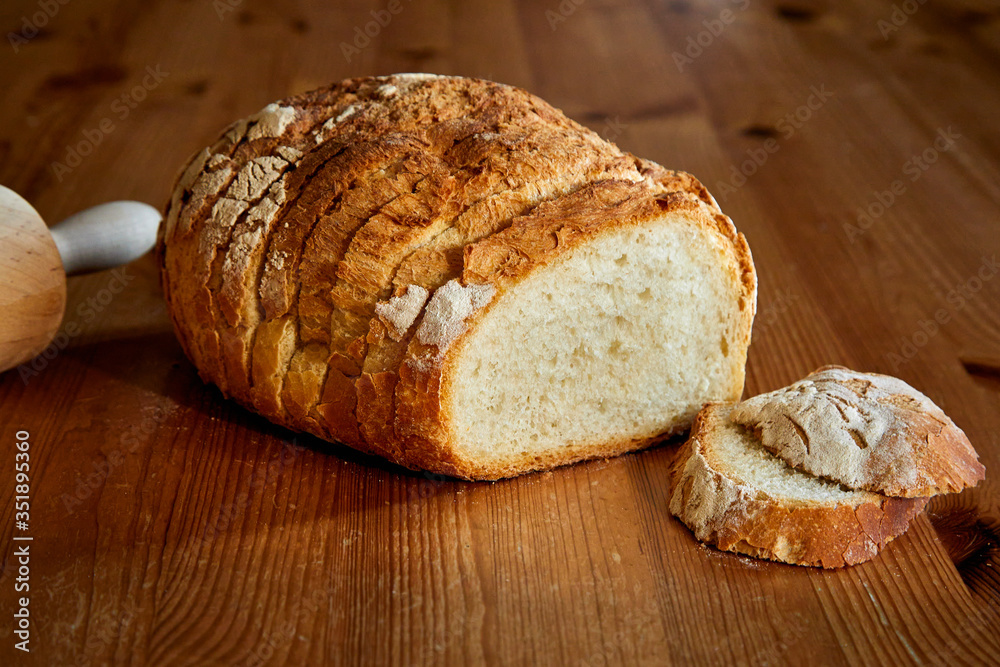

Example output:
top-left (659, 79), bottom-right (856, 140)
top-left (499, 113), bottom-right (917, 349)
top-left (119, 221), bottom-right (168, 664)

top-left (0, 186), bottom-right (160, 373)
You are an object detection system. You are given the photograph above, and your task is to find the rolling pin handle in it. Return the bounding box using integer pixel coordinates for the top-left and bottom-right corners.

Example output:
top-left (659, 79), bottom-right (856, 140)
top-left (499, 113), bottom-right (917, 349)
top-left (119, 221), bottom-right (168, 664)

top-left (49, 201), bottom-right (162, 276)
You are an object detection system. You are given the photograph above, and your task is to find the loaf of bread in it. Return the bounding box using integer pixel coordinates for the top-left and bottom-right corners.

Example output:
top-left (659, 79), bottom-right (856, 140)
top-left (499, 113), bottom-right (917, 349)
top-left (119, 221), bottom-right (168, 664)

top-left (157, 74), bottom-right (756, 479)
top-left (669, 403), bottom-right (928, 568)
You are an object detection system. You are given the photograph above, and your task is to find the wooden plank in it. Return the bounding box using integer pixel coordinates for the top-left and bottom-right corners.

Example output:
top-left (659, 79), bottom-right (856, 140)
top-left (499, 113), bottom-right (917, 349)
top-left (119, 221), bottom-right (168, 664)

top-left (1, 0), bottom-right (998, 664)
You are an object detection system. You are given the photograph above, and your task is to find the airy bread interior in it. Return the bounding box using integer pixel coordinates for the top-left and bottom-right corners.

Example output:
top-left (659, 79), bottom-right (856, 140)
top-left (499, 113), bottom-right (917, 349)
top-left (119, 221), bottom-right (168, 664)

top-left (706, 404), bottom-right (872, 505)
top-left (447, 216), bottom-right (747, 464)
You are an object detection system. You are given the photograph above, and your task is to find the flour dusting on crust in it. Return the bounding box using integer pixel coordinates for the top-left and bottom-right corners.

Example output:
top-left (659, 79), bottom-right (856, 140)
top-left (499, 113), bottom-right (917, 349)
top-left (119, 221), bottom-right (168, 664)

top-left (246, 104), bottom-right (297, 141)
top-left (416, 280), bottom-right (496, 351)
top-left (376, 285), bottom-right (430, 341)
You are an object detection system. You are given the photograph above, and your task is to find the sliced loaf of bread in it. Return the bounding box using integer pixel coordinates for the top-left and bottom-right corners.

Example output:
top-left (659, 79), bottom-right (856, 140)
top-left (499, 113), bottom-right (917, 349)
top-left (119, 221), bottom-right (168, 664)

top-left (158, 74), bottom-right (757, 480)
top-left (669, 403), bottom-right (928, 568)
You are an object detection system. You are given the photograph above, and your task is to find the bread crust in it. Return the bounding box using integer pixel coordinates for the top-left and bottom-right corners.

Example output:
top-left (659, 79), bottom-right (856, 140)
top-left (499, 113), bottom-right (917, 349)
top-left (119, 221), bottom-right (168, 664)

top-left (159, 74), bottom-right (757, 479)
top-left (669, 403), bottom-right (928, 568)
top-left (729, 365), bottom-right (985, 497)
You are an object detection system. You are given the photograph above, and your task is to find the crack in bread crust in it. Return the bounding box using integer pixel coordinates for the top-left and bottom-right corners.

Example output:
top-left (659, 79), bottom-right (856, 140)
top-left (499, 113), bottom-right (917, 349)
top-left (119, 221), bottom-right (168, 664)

top-left (211, 156), bottom-right (295, 399)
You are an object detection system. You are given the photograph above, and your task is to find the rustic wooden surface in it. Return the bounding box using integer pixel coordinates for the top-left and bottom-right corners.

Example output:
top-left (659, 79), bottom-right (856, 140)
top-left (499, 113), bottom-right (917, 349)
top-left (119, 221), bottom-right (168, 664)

top-left (2, 0), bottom-right (999, 664)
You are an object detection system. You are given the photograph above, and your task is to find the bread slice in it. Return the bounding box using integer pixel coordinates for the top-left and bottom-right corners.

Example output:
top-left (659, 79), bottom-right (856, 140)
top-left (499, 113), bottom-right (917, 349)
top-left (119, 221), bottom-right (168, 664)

top-left (158, 74), bottom-right (756, 480)
top-left (729, 366), bottom-right (985, 497)
top-left (669, 403), bottom-right (928, 568)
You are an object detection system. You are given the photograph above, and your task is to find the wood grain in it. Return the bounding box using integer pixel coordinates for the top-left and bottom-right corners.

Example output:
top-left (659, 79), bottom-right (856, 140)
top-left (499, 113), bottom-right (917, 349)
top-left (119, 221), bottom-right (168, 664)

top-left (1, 0), bottom-right (999, 664)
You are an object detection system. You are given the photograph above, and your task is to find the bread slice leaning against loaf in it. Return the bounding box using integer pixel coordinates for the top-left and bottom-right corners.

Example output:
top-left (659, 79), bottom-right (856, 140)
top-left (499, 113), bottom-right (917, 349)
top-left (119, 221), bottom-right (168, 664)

top-left (158, 73), bottom-right (756, 480)
top-left (669, 403), bottom-right (928, 568)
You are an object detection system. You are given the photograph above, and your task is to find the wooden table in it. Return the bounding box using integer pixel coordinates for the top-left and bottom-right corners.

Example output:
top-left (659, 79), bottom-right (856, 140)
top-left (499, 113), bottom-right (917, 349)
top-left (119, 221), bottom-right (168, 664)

top-left (2, 0), bottom-right (999, 664)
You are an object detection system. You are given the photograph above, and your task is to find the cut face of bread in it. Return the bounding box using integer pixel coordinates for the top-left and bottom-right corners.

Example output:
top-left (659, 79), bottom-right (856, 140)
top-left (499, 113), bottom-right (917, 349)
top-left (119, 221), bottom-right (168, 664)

top-left (448, 217), bottom-right (748, 470)
top-left (729, 366), bottom-right (985, 497)
top-left (669, 403), bottom-right (928, 568)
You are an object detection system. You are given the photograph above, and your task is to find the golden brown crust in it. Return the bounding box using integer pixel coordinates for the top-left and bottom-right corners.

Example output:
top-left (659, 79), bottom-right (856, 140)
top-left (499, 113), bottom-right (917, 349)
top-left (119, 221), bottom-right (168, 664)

top-left (669, 404), bottom-right (928, 568)
top-left (159, 74), bottom-right (758, 480)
